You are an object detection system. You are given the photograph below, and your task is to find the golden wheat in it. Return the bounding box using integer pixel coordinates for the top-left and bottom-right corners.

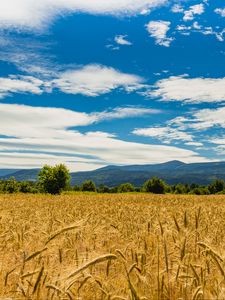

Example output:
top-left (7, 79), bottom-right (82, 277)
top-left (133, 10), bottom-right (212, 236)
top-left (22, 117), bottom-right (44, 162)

top-left (0, 193), bottom-right (225, 299)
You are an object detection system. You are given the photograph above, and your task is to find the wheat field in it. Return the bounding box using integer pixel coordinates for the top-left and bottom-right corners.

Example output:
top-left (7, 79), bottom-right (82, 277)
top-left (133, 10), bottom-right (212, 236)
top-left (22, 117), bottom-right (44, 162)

top-left (0, 193), bottom-right (225, 300)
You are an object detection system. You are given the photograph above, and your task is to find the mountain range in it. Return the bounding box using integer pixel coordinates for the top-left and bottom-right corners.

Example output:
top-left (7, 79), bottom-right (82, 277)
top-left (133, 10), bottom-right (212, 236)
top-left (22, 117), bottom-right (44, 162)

top-left (1, 160), bottom-right (225, 186)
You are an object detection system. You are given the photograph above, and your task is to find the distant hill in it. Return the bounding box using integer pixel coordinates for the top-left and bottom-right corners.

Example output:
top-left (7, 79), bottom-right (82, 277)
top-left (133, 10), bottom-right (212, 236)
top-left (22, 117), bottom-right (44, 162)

top-left (70, 160), bottom-right (225, 186)
top-left (1, 160), bottom-right (225, 186)
top-left (0, 169), bottom-right (21, 177)
top-left (0, 169), bottom-right (40, 181)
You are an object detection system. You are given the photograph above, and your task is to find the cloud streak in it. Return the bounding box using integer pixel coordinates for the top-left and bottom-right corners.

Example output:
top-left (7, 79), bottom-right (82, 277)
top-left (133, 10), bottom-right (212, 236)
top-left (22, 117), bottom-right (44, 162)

top-left (0, 103), bottom-right (205, 170)
top-left (0, 75), bottom-right (44, 99)
top-left (0, 64), bottom-right (145, 98)
top-left (133, 126), bottom-right (193, 143)
top-left (0, 0), bottom-right (167, 31)
top-left (148, 76), bottom-right (225, 104)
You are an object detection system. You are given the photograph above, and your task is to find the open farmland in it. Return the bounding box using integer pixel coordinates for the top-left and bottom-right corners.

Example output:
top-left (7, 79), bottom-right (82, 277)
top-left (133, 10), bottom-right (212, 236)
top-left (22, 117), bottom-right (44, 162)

top-left (0, 193), bottom-right (225, 300)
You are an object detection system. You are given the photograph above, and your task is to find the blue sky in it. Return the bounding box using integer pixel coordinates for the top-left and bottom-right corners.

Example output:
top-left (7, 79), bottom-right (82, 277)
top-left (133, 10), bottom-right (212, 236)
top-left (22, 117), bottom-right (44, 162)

top-left (0, 0), bottom-right (225, 171)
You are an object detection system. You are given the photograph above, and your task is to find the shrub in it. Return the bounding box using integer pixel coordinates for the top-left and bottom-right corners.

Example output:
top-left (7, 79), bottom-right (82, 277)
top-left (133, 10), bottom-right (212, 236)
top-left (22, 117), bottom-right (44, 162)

top-left (73, 185), bottom-right (81, 192)
top-left (19, 181), bottom-right (38, 193)
top-left (109, 186), bottom-right (119, 193)
top-left (143, 177), bottom-right (167, 194)
top-left (97, 184), bottom-right (110, 193)
top-left (2, 177), bottom-right (19, 194)
top-left (81, 180), bottom-right (96, 192)
top-left (191, 187), bottom-right (210, 195)
top-left (208, 179), bottom-right (225, 194)
top-left (118, 183), bottom-right (135, 193)
top-left (175, 183), bottom-right (187, 194)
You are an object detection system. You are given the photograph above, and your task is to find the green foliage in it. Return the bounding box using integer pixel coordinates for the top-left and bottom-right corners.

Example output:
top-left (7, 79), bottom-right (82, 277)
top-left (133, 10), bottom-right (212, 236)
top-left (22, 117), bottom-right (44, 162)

top-left (38, 164), bottom-right (71, 195)
top-left (217, 190), bottom-right (225, 195)
top-left (19, 181), bottom-right (39, 193)
top-left (143, 177), bottom-right (167, 194)
top-left (97, 184), bottom-right (110, 193)
top-left (208, 179), bottom-right (225, 194)
top-left (73, 185), bottom-right (81, 192)
top-left (190, 187), bottom-right (210, 195)
top-left (0, 177), bottom-right (19, 194)
top-left (109, 186), bottom-right (118, 193)
top-left (118, 182), bottom-right (135, 193)
top-left (190, 183), bottom-right (199, 190)
top-left (81, 180), bottom-right (96, 192)
top-left (0, 164), bottom-right (225, 195)
top-left (174, 183), bottom-right (187, 194)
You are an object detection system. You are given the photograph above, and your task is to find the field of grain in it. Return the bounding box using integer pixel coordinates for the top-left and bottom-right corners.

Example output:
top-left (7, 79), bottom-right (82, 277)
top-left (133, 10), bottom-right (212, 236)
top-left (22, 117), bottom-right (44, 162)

top-left (0, 193), bottom-right (225, 300)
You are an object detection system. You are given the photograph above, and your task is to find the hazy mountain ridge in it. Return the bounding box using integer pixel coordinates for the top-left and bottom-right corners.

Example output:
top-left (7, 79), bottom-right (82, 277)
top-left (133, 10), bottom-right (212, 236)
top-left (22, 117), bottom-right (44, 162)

top-left (0, 169), bottom-right (40, 182)
top-left (0, 169), bottom-right (21, 177)
top-left (1, 160), bottom-right (225, 186)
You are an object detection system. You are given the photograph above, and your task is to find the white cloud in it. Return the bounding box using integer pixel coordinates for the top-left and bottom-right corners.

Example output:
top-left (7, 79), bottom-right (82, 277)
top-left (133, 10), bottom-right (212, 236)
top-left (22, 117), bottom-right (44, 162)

top-left (215, 8), bottom-right (225, 17)
top-left (95, 107), bottom-right (160, 122)
top-left (176, 23), bottom-right (225, 42)
top-left (202, 27), bottom-right (225, 42)
top-left (106, 44), bottom-right (120, 51)
top-left (53, 64), bottom-right (144, 96)
top-left (185, 142), bottom-right (203, 147)
top-left (0, 33), bottom-right (58, 78)
top-left (0, 0), bottom-right (167, 31)
top-left (114, 35), bottom-right (132, 46)
top-left (0, 65), bottom-right (145, 98)
top-left (0, 104), bottom-right (93, 139)
top-left (133, 126), bottom-right (193, 143)
top-left (214, 145), bottom-right (225, 155)
top-left (149, 75), bottom-right (225, 104)
top-left (0, 152), bottom-right (104, 171)
top-left (176, 24), bottom-right (192, 35)
top-left (0, 75), bottom-right (44, 98)
top-left (0, 103), bottom-right (159, 138)
top-left (0, 103), bottom-right (206, 170)
top-left (172, 3), bottom-right (205, 21)
top-left (168, 107), bottom-right (225, 132)
top-left (189, 107), bottom-right (225, 130)
top-left (209, 135), bottom-right (225, 156)
top-left (183, 4), bottom-right (205, 21)
top-left (168, 116), bottom-right (190, 130)
top-left (136, 108), bottom-right (225, 151)
top-left (211, 138), bottom-right (225, 145)
top-left (0, 136), bottom-right (206, 170)
top-left (171, 4), bottom-right (184, 13)
top-left (146, 20), bottom-right (173, 47)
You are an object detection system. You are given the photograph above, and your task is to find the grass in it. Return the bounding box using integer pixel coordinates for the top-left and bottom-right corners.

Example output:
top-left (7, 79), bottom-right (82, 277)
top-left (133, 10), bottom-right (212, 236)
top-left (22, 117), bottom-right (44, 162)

top-left (0, 193), bottom-right (225, 299)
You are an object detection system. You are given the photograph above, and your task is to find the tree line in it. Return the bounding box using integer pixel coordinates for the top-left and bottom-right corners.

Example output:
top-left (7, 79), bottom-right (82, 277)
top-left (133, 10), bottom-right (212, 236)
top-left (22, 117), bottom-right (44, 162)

top-left (0, 164), bottom-right (225, 195)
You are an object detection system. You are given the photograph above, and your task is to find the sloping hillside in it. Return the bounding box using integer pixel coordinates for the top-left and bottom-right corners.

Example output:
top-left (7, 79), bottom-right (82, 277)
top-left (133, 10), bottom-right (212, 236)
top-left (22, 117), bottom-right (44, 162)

top-left (1, 161), bottom-right (225, 186)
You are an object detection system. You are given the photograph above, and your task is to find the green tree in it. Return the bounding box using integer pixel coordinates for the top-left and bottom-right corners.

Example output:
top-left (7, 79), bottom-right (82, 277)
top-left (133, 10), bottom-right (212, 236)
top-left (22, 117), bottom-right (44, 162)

top-left (118, 183), bottom-right (135, 193)
top-left (143, 177), bottom-right (167, 194)
top-left (191, 187), bottom-right (210, 195)
top-left (38, 164), bottom-right (71, 195)
top-left (175, 183), bottom-right (186, 194)
top-left (109, 186), bottom-right (118, 193)
top-left (2, 177), bottom-right (19, 194)
top-left (208, 179), bottom-right (225, 194)
top-left (97, 184), bottom-right (110, 193)
top-left (81, 180), bottom-right (96, 192)
top-left (73, 185), bottom-right (81, 192)
top-left (19, 181), bottom-right (39, 194)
